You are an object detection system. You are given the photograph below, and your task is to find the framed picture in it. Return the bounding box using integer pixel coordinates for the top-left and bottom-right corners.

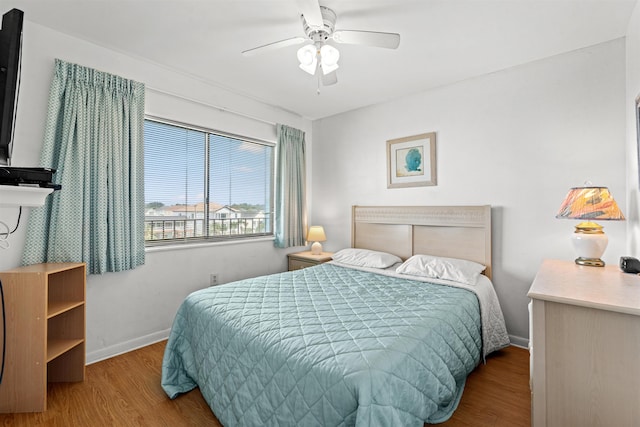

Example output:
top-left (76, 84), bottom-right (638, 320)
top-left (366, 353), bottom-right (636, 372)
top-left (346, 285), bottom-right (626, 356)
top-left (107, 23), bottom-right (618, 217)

top-left (387, 132), bottom-right (436, 188)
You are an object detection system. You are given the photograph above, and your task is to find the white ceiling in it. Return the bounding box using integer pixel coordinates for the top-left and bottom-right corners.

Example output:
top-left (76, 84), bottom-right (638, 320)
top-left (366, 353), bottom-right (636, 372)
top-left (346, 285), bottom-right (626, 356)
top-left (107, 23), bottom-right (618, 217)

top-left (8, 0), bottom-right (638, 120)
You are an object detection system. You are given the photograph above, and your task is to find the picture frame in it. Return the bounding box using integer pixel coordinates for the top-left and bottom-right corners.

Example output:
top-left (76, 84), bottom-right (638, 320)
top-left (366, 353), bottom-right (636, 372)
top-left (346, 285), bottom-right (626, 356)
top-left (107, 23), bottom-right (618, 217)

top-left (387, 132), bottom-right (436, 188)
top-left (637, 94), bottom-right (640, 187)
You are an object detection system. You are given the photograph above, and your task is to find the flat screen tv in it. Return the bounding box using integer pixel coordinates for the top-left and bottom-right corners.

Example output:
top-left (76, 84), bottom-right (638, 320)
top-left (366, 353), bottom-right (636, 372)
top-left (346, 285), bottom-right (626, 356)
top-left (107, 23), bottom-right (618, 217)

top-left (0, 8), bottom-right (23, 166)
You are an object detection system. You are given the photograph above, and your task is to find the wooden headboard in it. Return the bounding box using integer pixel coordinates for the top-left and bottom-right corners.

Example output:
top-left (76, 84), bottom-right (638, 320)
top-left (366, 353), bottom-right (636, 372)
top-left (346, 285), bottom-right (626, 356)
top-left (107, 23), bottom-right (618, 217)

top-left (351, 205), bottom-right (493, 279)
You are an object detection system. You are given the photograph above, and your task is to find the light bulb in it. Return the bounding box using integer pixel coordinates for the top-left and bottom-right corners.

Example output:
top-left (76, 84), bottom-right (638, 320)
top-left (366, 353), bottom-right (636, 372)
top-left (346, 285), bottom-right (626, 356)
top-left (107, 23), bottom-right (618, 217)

top-left (297, 45), bottom-right (318, 75)
top-left (320, 44), bottom-right (339, 75)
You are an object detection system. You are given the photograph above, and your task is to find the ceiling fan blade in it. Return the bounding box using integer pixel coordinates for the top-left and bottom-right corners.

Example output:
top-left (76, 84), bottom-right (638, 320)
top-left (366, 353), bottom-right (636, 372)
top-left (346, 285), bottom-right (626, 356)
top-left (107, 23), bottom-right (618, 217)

top-left (242, 36), bottom-right (306, 56)
top-left (296, 0), bottom-right (323, 30)
top-left (322, 71), bottom-right (337, 86)
top-left (332, 30), bottom-right (400, 49)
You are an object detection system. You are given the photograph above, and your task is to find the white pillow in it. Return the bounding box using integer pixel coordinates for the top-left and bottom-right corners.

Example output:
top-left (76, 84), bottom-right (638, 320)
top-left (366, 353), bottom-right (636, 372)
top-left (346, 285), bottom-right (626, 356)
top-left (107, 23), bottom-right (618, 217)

top-left (332, 248), bottom-right (402, 269)
top-left (395, 254), bottom-right (486, 285)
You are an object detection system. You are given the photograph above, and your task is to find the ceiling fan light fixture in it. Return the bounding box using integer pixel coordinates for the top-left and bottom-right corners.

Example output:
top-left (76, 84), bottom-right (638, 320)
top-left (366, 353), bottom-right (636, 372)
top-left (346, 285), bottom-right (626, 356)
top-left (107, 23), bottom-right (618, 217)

top-left (243, 3), bottom-right (401, 86)
top-left (297, 44), bottom-right (318, 75)
top-left (320, 44), bottom-right (339, 75)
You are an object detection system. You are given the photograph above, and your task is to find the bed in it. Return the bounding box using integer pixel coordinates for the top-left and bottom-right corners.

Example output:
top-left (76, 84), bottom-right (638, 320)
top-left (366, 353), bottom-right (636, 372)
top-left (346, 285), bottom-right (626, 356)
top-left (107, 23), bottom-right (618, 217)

top-left (162, 205), bottom-right (509, 426)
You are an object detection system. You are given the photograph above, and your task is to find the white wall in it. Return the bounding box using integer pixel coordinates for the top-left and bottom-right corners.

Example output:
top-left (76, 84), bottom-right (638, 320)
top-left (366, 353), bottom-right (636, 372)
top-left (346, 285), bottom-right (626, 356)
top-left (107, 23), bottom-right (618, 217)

top-left (626, 2), bottom-right (640, 254)
top-left (0, 21), bottom-right (312, 362)
top-left (0, 13), bottom-right (631, 359)
top-left (312, 39), bottom-right (627, 345)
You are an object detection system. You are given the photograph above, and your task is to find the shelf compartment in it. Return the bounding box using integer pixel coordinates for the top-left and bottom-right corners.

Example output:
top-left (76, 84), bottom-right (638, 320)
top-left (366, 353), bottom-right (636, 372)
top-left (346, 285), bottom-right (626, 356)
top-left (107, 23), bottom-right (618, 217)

top-left (47, 304), bottom-right (84, 338)
top-left (47, 338), bottom-right (84, 363)
top-left (48, 341), bottom-right (85, 382)
top-left (47, 265), bottom-right (86, 316)
top-left (47, 300), bottom-right (84, 319)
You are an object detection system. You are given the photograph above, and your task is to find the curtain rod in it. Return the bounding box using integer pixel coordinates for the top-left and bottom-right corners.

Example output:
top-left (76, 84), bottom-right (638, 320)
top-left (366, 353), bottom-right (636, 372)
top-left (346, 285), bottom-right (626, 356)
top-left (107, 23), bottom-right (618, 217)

top-left (145, 86), bottom-right (277, 127)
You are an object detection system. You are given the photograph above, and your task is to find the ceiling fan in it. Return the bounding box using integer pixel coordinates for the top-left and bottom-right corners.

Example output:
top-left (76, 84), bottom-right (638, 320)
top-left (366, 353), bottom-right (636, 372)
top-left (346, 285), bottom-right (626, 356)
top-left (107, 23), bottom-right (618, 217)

top-left (241, 0), bottom-right (401, 87)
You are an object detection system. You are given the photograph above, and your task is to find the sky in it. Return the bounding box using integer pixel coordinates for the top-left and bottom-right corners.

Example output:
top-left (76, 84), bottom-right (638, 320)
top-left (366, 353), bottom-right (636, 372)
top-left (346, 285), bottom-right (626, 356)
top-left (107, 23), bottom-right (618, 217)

top-left (144, 120), bottom-right (273, 209)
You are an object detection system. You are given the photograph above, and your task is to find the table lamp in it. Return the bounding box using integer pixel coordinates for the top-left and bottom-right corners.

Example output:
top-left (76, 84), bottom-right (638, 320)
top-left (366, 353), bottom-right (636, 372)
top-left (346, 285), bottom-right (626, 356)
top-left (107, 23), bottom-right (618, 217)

top-left (556, 185), bottom-right (624, 267)
top-left (307, 226), bottom-right (327, 255)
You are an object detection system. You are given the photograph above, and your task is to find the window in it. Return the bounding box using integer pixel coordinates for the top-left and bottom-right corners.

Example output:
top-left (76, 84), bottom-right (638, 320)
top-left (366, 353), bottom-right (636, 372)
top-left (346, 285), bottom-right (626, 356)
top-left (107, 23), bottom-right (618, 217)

top-left (144, 117), bottom-right (274, 244)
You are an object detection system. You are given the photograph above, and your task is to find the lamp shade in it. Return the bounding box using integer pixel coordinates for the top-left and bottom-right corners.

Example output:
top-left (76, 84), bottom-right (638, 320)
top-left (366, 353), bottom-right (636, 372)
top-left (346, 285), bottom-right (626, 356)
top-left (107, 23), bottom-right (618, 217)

top-left (320, 44), bottom-right (339, 75)
top-left (297, 44), bottom-right (318, 75)
top-left (556, 186), bottom-right (625, 221)
top-left (307, 226), bottom-right (326, 242)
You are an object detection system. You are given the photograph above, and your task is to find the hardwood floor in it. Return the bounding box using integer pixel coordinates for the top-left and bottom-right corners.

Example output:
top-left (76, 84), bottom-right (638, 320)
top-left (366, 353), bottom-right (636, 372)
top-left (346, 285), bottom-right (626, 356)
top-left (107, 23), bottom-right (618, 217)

top-left (0, 342), bottom-right (530, 426)
top-left (440, 346), bottom-right (531, 427)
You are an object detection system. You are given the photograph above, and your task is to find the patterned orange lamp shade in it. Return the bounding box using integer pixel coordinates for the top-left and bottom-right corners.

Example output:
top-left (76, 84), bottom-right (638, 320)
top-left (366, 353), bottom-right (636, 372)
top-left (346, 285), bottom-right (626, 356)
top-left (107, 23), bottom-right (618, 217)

top-left (556, 186), bottom-right (625, 267)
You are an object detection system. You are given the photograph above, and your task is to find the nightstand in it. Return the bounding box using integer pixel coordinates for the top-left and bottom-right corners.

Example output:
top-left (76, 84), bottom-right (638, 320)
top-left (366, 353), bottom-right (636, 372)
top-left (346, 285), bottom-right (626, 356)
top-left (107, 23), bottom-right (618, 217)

top-left (287, 251), bottom-right (334, 271)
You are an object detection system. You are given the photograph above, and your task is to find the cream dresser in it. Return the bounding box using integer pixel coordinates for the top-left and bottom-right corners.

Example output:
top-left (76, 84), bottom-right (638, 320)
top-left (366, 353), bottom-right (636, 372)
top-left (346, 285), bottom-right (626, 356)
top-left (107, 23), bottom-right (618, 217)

top-left (528, 259), bottom-right (640, 427)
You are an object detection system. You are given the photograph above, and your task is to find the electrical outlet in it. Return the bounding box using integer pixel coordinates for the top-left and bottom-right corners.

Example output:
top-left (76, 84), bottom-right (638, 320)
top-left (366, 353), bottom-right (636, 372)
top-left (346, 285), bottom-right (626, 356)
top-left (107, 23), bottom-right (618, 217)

top-left (210, 273), bottom-right (219, 286)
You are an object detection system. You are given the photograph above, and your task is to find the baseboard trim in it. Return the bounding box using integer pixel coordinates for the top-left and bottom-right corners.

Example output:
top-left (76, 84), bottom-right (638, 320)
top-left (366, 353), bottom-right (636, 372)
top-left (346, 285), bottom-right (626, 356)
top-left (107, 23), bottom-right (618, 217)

top-left (509, 334), bottom-right (529, 349)
top-left (86, 329), bottom-right (171, 365)
top-left (86, 331), bottom-right (531, 364)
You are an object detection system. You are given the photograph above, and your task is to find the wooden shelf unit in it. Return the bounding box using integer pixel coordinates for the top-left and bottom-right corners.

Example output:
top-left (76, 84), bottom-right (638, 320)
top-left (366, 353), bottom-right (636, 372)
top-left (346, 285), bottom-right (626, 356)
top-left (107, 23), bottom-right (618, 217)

top-left (0, 262), bottom-right (86, 413)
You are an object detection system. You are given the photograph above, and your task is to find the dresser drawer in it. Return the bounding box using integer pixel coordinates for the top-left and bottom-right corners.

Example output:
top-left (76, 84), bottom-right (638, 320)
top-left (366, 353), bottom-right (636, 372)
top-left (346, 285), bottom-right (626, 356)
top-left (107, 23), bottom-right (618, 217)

top-left (288, 258), bottom-right (316, 271)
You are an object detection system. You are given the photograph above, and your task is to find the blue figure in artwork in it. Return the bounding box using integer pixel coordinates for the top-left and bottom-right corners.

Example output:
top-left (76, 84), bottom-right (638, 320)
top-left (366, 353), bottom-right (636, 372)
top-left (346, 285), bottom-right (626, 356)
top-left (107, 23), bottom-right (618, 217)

top-left (405, 148), bottom-right (422, 172)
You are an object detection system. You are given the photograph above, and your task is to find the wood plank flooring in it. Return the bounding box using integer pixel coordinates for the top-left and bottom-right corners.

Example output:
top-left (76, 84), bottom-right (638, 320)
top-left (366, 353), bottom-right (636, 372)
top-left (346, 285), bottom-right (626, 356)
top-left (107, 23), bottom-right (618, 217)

top-left (0, 342), bottom-right (530, 426)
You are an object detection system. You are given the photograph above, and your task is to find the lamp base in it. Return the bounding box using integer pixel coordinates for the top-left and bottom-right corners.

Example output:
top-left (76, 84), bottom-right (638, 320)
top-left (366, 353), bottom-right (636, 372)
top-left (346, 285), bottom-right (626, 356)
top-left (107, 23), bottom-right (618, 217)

top-left (310, 241), bottom-right (323, 255)
top-left (575, 257), bottom-right (605, 267)
top-left (571, 222), bottom-right (608, 268)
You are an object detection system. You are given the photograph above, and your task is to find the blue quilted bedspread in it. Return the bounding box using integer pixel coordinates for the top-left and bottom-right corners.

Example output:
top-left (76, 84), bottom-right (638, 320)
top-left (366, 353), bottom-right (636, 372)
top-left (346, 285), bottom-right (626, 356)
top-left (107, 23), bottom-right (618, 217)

top-left (162, 263), bottom-right (482, 426)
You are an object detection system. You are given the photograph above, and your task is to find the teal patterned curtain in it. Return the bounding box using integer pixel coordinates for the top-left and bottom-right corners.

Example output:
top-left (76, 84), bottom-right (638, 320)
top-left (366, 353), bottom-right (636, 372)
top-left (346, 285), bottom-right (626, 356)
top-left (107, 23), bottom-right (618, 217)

top-left (23, 59), bottom-right (145, 274)
top-left (274, 124), bottom-right (307, 248)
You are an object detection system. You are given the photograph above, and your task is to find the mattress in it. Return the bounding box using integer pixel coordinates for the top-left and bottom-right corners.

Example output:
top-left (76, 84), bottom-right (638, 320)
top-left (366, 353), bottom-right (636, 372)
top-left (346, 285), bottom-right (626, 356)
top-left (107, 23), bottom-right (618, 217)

top-left (162, 262), bottom-right (508, 426)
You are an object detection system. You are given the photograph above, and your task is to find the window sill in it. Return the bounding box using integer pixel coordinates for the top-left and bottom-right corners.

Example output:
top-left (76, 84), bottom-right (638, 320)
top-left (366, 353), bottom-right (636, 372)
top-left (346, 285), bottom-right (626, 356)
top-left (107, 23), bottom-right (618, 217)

top-left (145, 236), bottom-right (275, 253)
